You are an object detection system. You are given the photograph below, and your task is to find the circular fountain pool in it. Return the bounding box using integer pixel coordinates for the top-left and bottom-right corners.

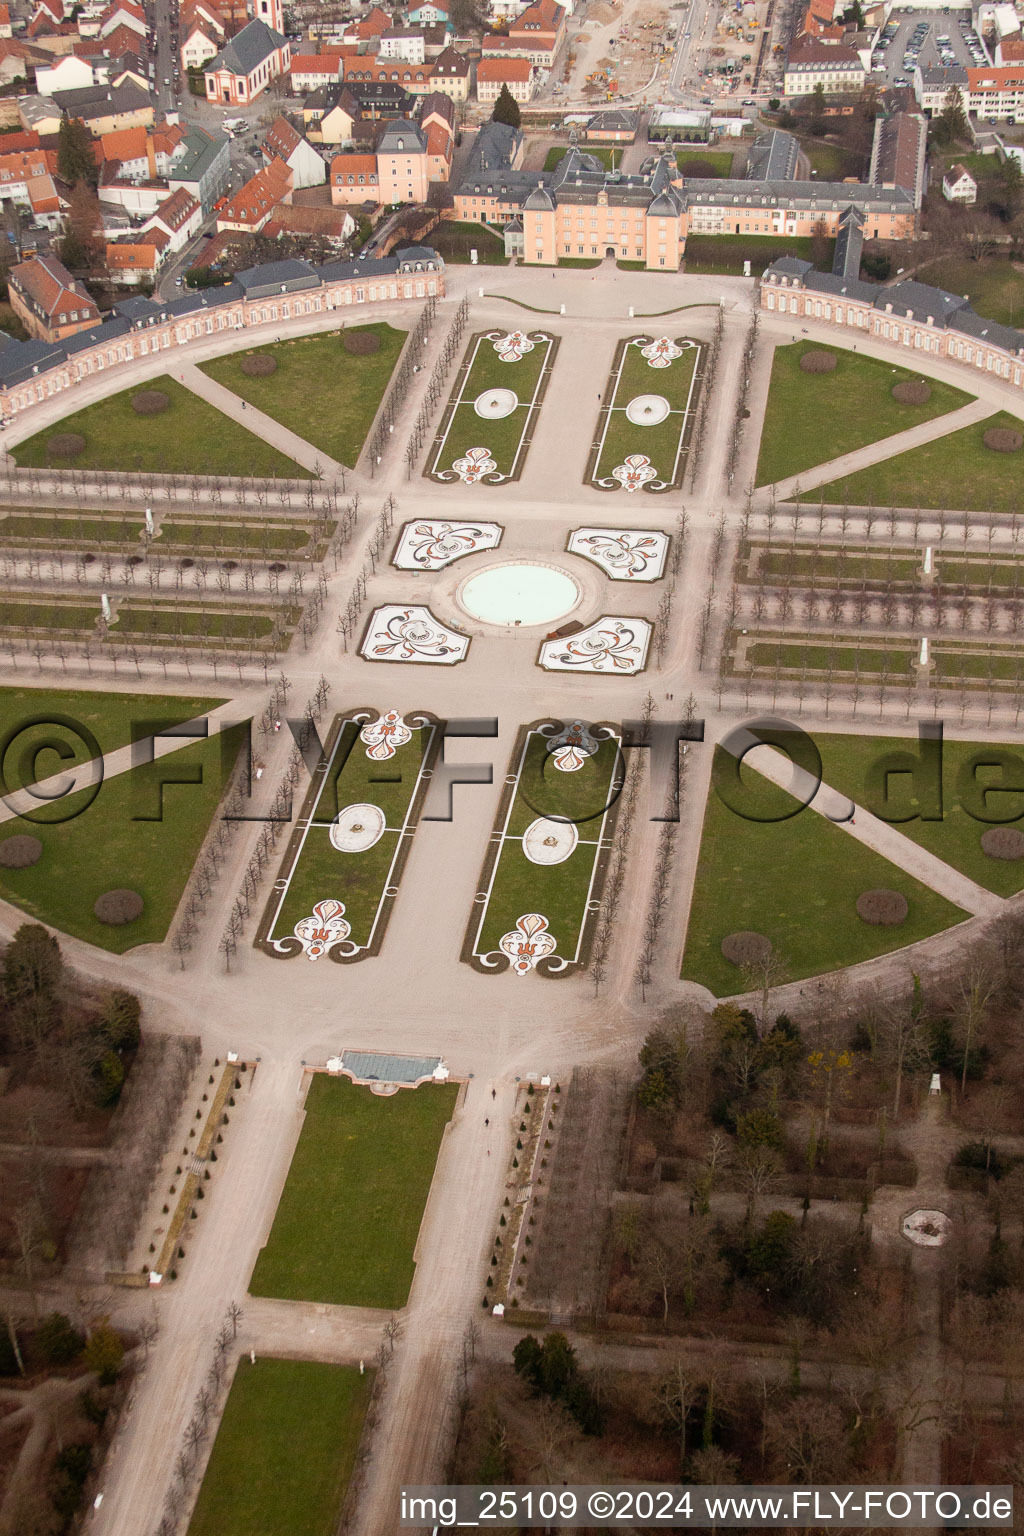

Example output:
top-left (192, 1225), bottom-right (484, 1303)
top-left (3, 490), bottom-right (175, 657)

top-left (458, 562), bottom-right (580, 627)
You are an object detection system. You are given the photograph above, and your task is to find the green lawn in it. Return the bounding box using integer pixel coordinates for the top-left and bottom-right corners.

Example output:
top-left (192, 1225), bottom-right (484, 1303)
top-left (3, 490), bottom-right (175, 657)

top-left (592, 336), bottom-right (699, 490)
top-left (681, 747), bottom-right (967, 996)
top-left (249, 1075), bottom-right (458, 1308)
top-left (187, 1359), bottom-right (372, 1536)
top-left (684, 234), bottom-right (834, 275)
top-left (800, 139), bottom-right (865, 180)
top-left (263, 715), bottom-right (433, 951)
top-left (12, 376), bottom-right (306, 479)
top-left (814, 731), bottom-right (1024, 897)
top-left (154, 520), bottom-right (313, 553)
top-left (913, 258), bottom-right (1024, 330)
top-left (429, 330), bottom-right (554, 481)
top-left (755, 341), bottom-right (971, 487)
top-left (677, 151), bottom-right (734, 177)
top-left (805, 409), bottom-right (1024, 513)
top-left (746, 640), bottom-right (914, 675)
top-left (420, 220), bottom-right (507, 265)
top-left (0, 724), bottom-right (245, 952)
top-left (754, 549), bottom-right (921, 583)
top-left (0, 685), bottom-right (221, 792)
top-left (474, 730), bottom-right (619, 960)
top-left (0, 511), bottom-right (143, 545)
top-left (199, 323), bottom-right (405, 468)
top-left (545, 145), bottom-right (619, 171)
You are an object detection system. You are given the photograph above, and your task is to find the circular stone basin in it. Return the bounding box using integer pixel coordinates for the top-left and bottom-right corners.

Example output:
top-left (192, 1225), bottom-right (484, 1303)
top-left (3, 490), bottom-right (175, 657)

top-left (474, 387), bottom-right (519, 419)
top-left (626, 393), bottom-right (671, 426)
top-left (330, 803), bottom-right (386, 852)
top-left (523, 816), bottom-right (578, 865)
top-left (459, 562), bottom-right (580, 627)
top-left (902, 1208), bottom-right (952, 1247)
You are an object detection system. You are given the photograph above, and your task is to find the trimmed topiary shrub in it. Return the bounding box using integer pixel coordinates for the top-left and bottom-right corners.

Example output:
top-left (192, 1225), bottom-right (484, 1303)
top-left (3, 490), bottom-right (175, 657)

top-left (131, 389), bottom-right (170, 415)
top-left (799, 349), bottom-right (836, 374)
top-left (93, 889), bottom-right (144, 925)
top-left (981, 826), bottom-right (1024, 860)
top-left (48, 432), bottom-right (85, 459)
top-left (721, 931), bottom-right (772, 967)
top-left (892, 379), bottom-right (931, 405)
top-left (0, 834), bottom-right (42, 868)
top-left (343, 329), bottom-right (381, 355)
top-left (984, 427), bottom-right (1023, 453)
top-left (240, 353), bottom-right (277, 377)
top-left (856, 889), bottom-right (908, 926)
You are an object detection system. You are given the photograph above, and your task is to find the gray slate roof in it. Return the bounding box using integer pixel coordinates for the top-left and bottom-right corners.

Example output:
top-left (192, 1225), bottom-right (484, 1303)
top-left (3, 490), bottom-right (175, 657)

top-left (207, 17), bottom-right (285, 77)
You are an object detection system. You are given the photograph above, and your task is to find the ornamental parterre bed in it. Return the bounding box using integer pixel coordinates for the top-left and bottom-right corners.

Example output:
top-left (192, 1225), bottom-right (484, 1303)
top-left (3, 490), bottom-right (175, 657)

top-left (588, 335), bottom-right (703, 494)
top-left (425, 329), bottom-right (559, 486)
top-left (255, 708), bottom-right (441, 963)
top-left (464, 720), bottom-right (624, 979)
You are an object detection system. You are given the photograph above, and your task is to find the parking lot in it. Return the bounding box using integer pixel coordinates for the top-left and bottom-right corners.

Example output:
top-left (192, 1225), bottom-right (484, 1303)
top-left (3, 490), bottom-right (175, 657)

top-left (870, 6), bottom-right (990, 90)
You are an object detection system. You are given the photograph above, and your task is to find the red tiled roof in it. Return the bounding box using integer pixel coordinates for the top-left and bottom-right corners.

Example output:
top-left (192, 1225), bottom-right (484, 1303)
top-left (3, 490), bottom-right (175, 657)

top-left (477, 55), bottom-right (531, 80)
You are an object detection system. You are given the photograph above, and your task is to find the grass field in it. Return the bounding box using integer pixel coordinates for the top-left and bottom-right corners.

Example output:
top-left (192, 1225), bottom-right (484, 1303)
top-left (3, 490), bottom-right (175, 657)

top-left (428, 330), bottom-right (554, 482)
top-left (199, 323), bottom-right (405, 468)
top-left (755, 341), bottom-right (971, 487)
top-left (0, 510), bottom-right (315, 554)
top-left (681, 747), bottom-right (967, 996)
top-left (12, 376), bottom-right (306, 479)
top-left (800, 139), bottom-right (865, 180)
top-left (745, 640), bottom-right (914, 675)
top-left (249, 1075), bottom-right (457, 1307)
top-left (0, 723), bottom-right (244, 951)
top-left (754, 548), bottom-right (921, 583)
top-left (676, 151), bottom-right (735, 177)
top-left (1, 596), bottom-right (283, 641)
top-left (914, 258), bottom-right (1024, 330)
top-left (0, 685), bottom-right (221, 793)
top-left (416, 220), bottom-right (506, 265)
top-left (0, 510), bottom-right (143, 545)
top-left (187, 1358), bottom-right (372, 1536)
top-left (545, 145), bottom-right (620, 171)
top-left (805, 409), bottom-right (1024, 513)
top-left (684, 233), bottom-right (835, 275)
top-left (814, 731), bottom-right (1024, 897)
top-left (261, 714), bottom-right (434, 954)
top-left (473, 729), bottom-right (620, 962)
top-left (591, 336), bottom-right (700, 491)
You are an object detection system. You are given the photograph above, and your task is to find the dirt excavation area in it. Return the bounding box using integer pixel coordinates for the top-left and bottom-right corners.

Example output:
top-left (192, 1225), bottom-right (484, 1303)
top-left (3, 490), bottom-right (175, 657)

top-left (568, 0), bottom-right (674, 100)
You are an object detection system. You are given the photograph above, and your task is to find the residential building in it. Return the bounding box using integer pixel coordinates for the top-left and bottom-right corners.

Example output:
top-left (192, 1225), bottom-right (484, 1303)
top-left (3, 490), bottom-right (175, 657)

top-left (52, 81), bottom-right (154, 132)
top-left (181, 20), bottom-right (222, 69)
top-left (869, 110), bottom-right (927, 209)
top-left (167, 123), bottom-right (230, 211)
top-left (376, 119), bottom-right (429, 201)
top-left (17, 96), bottom-right (63, 135)
top-left (419, 90), bottom-right (455, 139)
top-left (343, 58), bottom-right (433, 95)
top-left (35, 51), bottom-right (93, 90)
top-left (144, 185), bottom-right (202, 249)
top-left (784, 37), bottom-right (865, 95)
top-left (289, 52), bottom-right (342, 92)
top-left (967, 65), bottom-right (1024, 120)
top-left (262, 115), bottom-right (326, 189)
top-left (330, 150), bottom-right (378, 203)
top-left (105, 233), bottom-right (165, 282)
top-left (943, 162), bottom-right (978, 201)
top-left (0, 147), bottom-right (63, 227)
top-left (204, 16), bottom-right (290, 106)
top-left (914, 63), bottom-right (967, 114)
top-left (502, 0), bottom-right (564, 68)
top-left (477, 55), bottom-right (533, 103)
top-left (379, 25), bottom-right (425, 63)
top-left (0, 6), bottom-right (12, 38)
top-left (341, 78), bottom-right (415, 117)
top-left (216, 155), bottom-right (291, 231)
top-left (428, 45), bottom-right (470, 100)
top-left (9, 253), bottom-right (101, 341)
top-left (408, 1), bottom-right (447, 21)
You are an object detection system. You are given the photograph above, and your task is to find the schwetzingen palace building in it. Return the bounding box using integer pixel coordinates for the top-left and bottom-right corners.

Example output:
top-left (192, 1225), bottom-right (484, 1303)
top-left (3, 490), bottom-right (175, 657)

top-left (453, 130), bottom-right (917, 270)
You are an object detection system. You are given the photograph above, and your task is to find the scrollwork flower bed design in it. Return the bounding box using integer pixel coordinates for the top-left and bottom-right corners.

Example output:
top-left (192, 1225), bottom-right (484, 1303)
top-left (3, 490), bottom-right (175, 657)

top-left (587, 334), bottom-right (703, 494)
